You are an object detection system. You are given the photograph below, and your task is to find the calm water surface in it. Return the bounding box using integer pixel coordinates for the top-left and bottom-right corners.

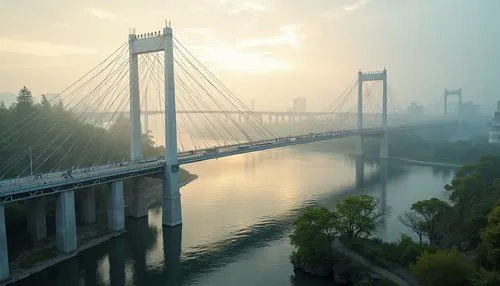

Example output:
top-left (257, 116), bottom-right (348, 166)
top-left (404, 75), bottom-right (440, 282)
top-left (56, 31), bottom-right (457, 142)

top-left (15, 146), bottom-right (455, 286)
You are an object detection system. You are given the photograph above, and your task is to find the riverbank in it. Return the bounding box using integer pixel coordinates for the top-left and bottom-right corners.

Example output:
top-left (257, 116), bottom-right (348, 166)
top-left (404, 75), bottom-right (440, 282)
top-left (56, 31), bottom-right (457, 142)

top-left (4, 169), bottom-right (198, 286)
top-left (332, 239), bottom-right (417, 286)
top-left (391, 157), bottom-right (462, 168)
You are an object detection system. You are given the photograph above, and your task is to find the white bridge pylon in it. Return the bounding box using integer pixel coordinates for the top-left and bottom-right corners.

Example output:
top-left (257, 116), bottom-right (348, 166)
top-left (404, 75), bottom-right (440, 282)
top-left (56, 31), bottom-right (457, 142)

top-left (356, 69), bottom-right (388, 159)
top-left (128, 22), bottom-right (180, 227)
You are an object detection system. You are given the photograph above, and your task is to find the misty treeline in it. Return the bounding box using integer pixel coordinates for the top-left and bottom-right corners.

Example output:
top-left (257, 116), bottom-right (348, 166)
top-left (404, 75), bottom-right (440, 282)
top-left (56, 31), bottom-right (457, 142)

top-left (0, 87), bottom-right (164, 179)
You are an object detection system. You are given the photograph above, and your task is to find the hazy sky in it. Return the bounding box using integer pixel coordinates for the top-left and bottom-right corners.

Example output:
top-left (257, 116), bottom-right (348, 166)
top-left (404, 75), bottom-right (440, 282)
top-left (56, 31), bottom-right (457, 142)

top-left (0, 0), bottom-right (499, 114)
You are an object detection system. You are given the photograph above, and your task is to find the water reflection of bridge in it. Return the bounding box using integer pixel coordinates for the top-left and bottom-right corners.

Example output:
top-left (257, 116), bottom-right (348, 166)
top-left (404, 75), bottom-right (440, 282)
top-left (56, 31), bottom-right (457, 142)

top-left (33, 158), bottom-right (409, 285)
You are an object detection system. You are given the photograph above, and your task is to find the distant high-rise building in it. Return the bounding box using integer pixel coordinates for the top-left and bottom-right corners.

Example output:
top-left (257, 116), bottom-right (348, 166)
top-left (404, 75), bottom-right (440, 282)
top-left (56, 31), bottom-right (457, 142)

top-left (293, 97), bottom-right (306, 113)
top-left (460, 101), bottom-right (480, 118)
top-left (407, 102), bottom-right (424, 118)
top-left (489, 101), bottom-right (500, 144)
top-left (251, 98), bottom-right (255, 111)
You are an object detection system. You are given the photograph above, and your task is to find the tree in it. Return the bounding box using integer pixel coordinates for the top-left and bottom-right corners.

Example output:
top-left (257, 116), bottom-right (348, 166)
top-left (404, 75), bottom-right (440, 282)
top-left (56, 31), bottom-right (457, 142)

top-left (40, 94), bottom-right (51, 111)
top-left (289, 206), bottom-right (339, 262)
top-left (16, 86), bottom-right (34, 113)
top-left (399, 211), bottom-right (426, 245)
top-left (410, 250), bottom-right (473, 286)
top-left (405, 198), bottom-right (452, 245)
top-left (471, 268), bottom-right (500, 286)
top-left (481, 203), bottom-right (500, 270)
top-left (444, 157), bottom-right (500, 247)
top-left (335, 195), bottom-right (390, 239)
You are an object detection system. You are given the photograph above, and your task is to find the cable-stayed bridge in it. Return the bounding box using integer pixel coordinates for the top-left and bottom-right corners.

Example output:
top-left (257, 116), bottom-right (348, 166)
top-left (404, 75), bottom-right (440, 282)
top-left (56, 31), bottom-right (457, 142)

top-left (0, 23), bottom-right (451, 281)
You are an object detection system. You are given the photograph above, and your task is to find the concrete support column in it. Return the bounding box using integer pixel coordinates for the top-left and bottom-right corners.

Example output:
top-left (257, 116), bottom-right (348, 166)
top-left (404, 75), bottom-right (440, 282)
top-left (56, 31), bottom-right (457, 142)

top-left (129, 178), bottom-right (148, 218)
top-left (380, 69), bottom-right (388, 159)
top-left (444, 92), bottom-right (447, 117)
top-left (355, 156), bottom-right (364, 189)
top-left (356, 71), bottom-right (364, 157)
top-left (129, 34), bottom-right (142, 162)
top-left (0, 204), bottom-right (9, 282)
top-left (56, 190), bottom-right (77, 253)
top-left (108, 181), bottom-right (125, 232)
top-left (81, 188), bottom-right (96, 225)
top-left (163, 167), bottom-right (182, 226)
top-left (163, 24), bottom-right (182, 227)
top-left (26, 197), bottom-right (47, 242)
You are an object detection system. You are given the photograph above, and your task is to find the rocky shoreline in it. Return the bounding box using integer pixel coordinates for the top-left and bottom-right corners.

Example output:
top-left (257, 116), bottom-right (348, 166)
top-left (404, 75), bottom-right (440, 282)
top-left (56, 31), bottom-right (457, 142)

top-left (291, 239), bottom-right (415, 286)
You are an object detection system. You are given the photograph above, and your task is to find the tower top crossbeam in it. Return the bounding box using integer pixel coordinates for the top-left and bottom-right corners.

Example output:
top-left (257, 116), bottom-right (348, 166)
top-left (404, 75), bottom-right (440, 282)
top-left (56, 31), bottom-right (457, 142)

top-left (444, 88), bottom-right (462, 96)
top-left (359, 69), bottom-right (387, 82)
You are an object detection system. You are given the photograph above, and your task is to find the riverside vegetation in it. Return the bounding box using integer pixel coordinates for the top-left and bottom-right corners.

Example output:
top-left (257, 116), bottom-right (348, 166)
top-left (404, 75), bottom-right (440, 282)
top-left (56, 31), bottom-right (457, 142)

top-left (1, 87), bottom-right (191, 262)
top-left (290, 156), bottom-right (500, 285)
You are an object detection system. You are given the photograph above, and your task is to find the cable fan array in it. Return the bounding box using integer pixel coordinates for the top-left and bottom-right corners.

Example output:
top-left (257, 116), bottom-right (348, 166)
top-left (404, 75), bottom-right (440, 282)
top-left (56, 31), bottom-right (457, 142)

top-left (0, 36), bottom-right (279, 179)
top-left (0, 30), bottom-right (409, 180)
top-left (304, 79), bottom-right (406, 135)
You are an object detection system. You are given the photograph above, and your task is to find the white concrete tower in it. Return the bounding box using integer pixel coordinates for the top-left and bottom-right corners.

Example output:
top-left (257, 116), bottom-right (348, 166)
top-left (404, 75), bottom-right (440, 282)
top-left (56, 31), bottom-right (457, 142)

top-left (356, 71), bottom-right (364, 157)
top-left (444, 88), bottom-right (463, 117)
top-left (357, 69), bottom-right (389, 159)
top-left (163, 23), bottom-right (182, 227)
top-left (127, 23), bottom-right (182, 226)
top-left (129, 32), bottom-right (142, 162)
top-left (380, 69), bottom-right (388, 159)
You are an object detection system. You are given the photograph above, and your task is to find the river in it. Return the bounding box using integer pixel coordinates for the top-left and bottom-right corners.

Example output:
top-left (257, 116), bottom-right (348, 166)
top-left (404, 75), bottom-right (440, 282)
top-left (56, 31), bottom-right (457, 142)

top-left (13, 145), bottom-right (455, 286)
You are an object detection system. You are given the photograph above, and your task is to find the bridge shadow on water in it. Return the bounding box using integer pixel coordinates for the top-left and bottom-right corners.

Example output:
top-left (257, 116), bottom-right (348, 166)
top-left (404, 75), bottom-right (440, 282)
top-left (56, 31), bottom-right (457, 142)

top-left (14, 155), bottom-right (410, 286)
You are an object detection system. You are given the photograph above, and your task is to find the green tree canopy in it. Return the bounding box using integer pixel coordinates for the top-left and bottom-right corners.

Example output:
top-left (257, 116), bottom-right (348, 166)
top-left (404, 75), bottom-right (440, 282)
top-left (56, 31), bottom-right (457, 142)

top-left (289, 206), bottom-right (339, 262)
top-left (0, 86), bottom-right (165, 178)
top-left (444, 156), bottom-right (500, 247)
top-left (481, 203), bottom-right (500, 270)
top-left (401, 198), bottom-right (453, 245)
top-left (336, 195), bottom-right (390, 239)
top-left (410, 250), bottom-right (474, 286)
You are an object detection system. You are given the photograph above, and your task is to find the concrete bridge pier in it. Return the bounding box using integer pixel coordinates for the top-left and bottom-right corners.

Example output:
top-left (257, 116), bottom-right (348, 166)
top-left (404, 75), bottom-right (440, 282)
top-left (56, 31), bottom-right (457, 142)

top-left (355, 156), bottom-right (365, 188)
top-left (56, 190), bottom-right (77, 253)
top-left (380, 132), bottom-right (388, 159)
top-left (162, 167), bottom-right (182, 227)
top-left (25, 197), bottom-right (47, 242)
top-left (0, 204), bottom-right (9, 281)
top-left (80, 188), bottom-right (96, 225)
top-left (129, 178), bottom-right (148, 218)
top-left (108, 181), bottom-right (125, 232)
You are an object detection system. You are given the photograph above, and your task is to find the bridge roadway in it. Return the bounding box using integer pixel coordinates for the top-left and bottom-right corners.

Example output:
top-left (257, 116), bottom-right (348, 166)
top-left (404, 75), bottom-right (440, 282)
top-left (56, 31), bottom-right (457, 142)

top-left (0, 126), bottom-right (410, 204)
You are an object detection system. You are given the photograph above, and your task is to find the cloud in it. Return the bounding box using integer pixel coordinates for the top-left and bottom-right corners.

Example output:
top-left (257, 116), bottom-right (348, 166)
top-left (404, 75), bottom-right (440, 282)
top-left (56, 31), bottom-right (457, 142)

top-left (84, 8), bottom-right (117, 20)
top-left (229, 2), bottom-right (267, 14)
top-left (200, 0), bottom-right (267, 14)
top-left (189, 45), bottom-right (291, 73)
top-left (320, 0), bottom-right (372, 21)
top-left (237, 25), bottom-right (300, 49)
top-left (0, 38), bottom-right (97, 57)
top-left (54, 22), bottom-right (71, 31)
top-left (177, 25), bottom-right (300, 73)
top-left (344, 0), bottom-right (371, 12)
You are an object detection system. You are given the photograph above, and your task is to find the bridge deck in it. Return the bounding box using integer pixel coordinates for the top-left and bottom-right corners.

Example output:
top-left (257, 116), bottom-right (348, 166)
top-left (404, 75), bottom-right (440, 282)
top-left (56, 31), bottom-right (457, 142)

top-left (0, 126), bottom-right (411, 203)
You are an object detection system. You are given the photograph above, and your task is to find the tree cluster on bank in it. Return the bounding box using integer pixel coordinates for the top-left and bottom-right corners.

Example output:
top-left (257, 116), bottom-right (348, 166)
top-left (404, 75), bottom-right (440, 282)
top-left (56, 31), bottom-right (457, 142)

top-left (0, 87), bottom-right (164, 178)
top-left (290, 156), bottom-right (500, 285)
top-left (397, 156), bottom-right (500, 285)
